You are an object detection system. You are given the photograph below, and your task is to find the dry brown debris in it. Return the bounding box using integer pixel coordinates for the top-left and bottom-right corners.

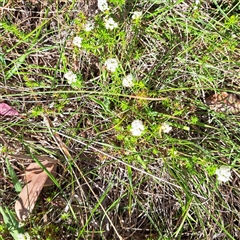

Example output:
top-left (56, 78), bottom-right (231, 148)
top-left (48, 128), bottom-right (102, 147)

top-left (206, 92), bottom-right (240, 114)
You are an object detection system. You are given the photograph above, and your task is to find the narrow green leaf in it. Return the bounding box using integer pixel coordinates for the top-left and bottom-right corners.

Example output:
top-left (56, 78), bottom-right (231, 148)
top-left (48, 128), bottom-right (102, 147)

top-left (6, 158), bottom-right (22, 193)
top-left (0, 206), bottom-right (25, 240)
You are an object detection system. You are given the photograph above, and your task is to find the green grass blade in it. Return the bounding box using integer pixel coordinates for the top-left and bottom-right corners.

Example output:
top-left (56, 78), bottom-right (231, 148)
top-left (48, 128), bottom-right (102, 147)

top-left (5, 158), bottom-right (22, 193)
top-left (0, 206), bottom-right (25, 240)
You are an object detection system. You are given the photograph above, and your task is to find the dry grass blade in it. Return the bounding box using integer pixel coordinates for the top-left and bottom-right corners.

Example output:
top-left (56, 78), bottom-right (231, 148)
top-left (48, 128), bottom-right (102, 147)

top-left (15, 160), bottom-right (56, 221)
top-left (43, 114), bottom-right (72, 159)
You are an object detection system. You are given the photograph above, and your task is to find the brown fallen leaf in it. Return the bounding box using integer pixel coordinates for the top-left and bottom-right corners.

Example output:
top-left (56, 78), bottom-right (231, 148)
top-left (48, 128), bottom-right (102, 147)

top-left (24, 161), bottom-right (57, 186)
top-left (15, 160), bottom-right (57, 221)
top-left (206, 92), bottom-right (240, 114)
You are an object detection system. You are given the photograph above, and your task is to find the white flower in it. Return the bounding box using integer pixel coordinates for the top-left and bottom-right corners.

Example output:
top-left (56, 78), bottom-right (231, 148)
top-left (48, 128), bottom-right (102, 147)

top-left (64, 71), bottom-right (77, 84)
top-left (104, 58), bottom-right (118, 72)
top-left (130, 120), bottom-right (144, 136)
top-left (132, 11), bottom-right (142, 20)
top-left (122, 74), bottom-right (134, 87)
top-left (160, 122), bottom-right (172, 133)
top-left (215, 166), bottom-right (231, 182)
top-left (18, 233), bottom-right (31, 240)
top-left (193, 0), bottom-right (200, 10)
top-left (84, 20), bottom-right (95, 32)
top-left (104, 17), bottom-right (118, 30)
top-left (72, 36), bottom-right (83, 48)
top-left (98, 0), bottom-right (109, 11)
top-left (49, 102), bottom-right (55, 108)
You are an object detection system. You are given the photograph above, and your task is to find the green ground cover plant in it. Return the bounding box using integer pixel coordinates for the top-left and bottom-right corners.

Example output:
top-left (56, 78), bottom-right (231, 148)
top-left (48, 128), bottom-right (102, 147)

top-left (0, 0), bottom-right (239, 239)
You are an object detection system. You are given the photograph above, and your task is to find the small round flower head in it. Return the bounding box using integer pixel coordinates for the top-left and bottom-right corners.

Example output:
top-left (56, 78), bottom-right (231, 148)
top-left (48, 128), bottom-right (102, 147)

top-left (104, 58), bottom-right (118, 72)
top-left (18, 233), bottom-right (31, 240)
top-left (160, 122), bottom-right (172, 133)
top-left (193, 0), bottom-right (200, 10)
top-left (132, 11), bottom-right (143, 20)
top-left (64, 70), bottom-right (77, 84)
top-left (73, 36), bottom-right (83, 48)
top-left (98, 0), bottom-right (109, 11)
top-left (122, 74), bottom-right (134, 88)
top-left (104, 17), bottom-right (118, 30)
top-left (84, 20), bottom-right (95, 32)
top-left (215, 166), bottom-right (231, 182)
top-left (130, 120), bottom-right (144, 136)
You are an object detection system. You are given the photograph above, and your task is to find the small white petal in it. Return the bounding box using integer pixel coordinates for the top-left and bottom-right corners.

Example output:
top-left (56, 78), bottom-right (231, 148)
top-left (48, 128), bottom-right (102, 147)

top-left (49, 102), bottom-right (55, 108)
top-left (72, 36), bottom-right (83, 48)
top-left (161, 122), bottom-right (172, 133)
top-left (104, 58), bottom-right (118, 72)
top-left (130, 120), bottom-right (144, 136)
top-left (215, 166), bottom-right (231, 182)
top-left (98, 0), bottom-right (109, 11)
top-left (84, 21), bottom-right (95, 32)
top-left (122, 74), bottom-right (134, 87)
top-left (17, 233), bottom-right (31, 240)
top-left (132, 11), bottom-right (142, 20)
top-left (104, 17), bottom-right (118, 30)
top-left (64, 71), bottom-right (77, 84)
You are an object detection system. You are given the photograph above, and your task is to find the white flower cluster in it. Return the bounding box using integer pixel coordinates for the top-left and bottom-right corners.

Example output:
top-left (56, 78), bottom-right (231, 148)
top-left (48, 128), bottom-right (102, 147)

top-left (130, 120), bottom-right (144, 136)
top-left (104, 17), bottom-right (118, 30)
top-left (128, 120), bottom-right (173, 137)
top-left (104, 58), bottom-right (118, 72)
top-left (122, 74), bottom-right (134, 87)
top-left (98, 0), bottom-right (109, 11)
top-left (97, 0), bottom-right (118, 30)
top-left (160, 122), bottom-right (172, 133)
top-left (215, 166), bottom-right (231, 182)
top-left (132, 11), bottom-right (142, 20)
top-left (64, 70), bottom-right (77, 84)
top-left (193, 0), bottom-right (200, 10)
top-left (73, 36), bottom-right (83, 48)
top-left (84, 20), bottom-right (95, 32)
top-left (18, 232), bottom-right (31, 240)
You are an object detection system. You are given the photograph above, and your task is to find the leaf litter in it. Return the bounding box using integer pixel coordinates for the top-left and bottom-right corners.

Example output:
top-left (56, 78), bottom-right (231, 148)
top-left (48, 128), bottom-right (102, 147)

top-left (206, 92), bottom-right (240, 114)
top-left (14, 157), bottom-right (57, 221)
top-left (0, 103), bottom-right (19, 116)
